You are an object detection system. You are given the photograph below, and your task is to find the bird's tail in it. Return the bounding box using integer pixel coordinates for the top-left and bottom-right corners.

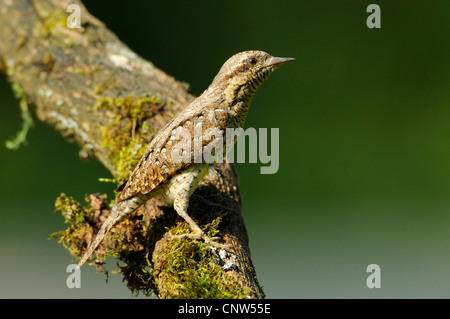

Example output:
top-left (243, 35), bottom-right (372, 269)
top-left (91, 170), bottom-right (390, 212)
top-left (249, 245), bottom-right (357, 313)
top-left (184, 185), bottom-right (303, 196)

top-left (76, 195), bottom-right (147, 268)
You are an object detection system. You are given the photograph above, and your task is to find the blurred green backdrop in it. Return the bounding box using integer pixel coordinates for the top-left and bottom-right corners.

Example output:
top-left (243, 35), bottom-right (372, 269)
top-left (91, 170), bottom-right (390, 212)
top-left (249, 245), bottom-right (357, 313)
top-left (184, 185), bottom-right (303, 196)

top-left (0, 0), bottom-right (449, 298)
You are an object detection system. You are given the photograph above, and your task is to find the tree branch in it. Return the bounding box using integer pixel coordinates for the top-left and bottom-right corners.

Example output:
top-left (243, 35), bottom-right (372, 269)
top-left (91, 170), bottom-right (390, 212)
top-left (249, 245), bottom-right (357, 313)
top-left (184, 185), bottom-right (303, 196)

top-left (0, 0), bottom-right (263, 298)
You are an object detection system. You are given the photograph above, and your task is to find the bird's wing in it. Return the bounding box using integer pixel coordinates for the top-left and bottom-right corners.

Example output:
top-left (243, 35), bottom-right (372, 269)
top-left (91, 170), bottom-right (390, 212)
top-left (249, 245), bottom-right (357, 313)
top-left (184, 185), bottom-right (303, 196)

top-left (115, 101), bottom-right (229, 202)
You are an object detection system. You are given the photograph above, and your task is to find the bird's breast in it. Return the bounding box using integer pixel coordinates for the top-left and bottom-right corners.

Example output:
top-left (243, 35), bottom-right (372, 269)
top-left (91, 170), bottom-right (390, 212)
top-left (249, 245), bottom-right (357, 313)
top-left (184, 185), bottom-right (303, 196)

top-left (155, 163), bottom-right (210, 206)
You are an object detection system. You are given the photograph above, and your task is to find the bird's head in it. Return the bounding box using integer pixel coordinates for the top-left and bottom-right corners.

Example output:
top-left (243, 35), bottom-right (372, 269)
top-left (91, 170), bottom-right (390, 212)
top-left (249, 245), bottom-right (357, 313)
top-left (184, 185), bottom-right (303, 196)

top-left (210, 50), bottom-right (295, 103)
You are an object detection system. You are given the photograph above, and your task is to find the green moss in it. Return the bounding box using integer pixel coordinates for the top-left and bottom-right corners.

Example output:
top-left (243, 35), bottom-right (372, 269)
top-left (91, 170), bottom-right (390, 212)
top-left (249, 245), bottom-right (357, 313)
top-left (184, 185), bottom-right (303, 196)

top-left (54, 192), bottom-right (85, 224)
top-left (33, 7), bottom-right (67, 40)
top-left (42, 16), bottom-right (67, 34)
top-left (155, 219), bottom-right (250, 299)
top-left (74, 65), bottom-right (103, 76)
top-left (94, 94), bottom-right (165, 184)
top-left (5, 83), bottom-right (34, 150)
top-left (51, 190), bottom-right (250, 298)
top-left (51, 193), bottom-right (88, 257)
top-left (51, 193), bottom-right (112, 262)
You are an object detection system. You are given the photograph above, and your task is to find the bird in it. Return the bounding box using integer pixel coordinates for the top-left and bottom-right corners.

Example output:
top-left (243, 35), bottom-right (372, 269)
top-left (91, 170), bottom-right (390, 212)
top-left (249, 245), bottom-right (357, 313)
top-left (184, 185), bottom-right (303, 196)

top-left (76, 50), bottom-right (294, 268)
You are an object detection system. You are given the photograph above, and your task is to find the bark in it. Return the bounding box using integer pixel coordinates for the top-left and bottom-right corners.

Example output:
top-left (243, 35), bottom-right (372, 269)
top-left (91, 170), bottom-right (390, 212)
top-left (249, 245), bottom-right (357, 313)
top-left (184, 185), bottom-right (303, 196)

top-left (0, 0), bottom-right (263, 298)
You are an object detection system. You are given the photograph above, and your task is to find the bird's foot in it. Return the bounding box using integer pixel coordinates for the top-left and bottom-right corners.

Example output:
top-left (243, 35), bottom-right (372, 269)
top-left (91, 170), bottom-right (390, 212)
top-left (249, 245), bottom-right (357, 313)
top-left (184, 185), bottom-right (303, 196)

top-left (167, 231), bottom-right (231, 251)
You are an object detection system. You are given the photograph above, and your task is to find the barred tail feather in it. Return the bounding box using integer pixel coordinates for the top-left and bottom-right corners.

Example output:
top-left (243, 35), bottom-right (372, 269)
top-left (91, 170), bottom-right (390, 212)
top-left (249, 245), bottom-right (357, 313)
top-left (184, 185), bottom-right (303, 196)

top-left (76, 195), bottom-right (146, 268)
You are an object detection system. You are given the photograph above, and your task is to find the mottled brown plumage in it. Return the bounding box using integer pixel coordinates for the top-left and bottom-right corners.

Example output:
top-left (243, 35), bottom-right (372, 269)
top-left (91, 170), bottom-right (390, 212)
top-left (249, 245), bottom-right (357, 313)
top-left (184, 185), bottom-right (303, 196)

top-left (77, 51), bottom-right (294, 268)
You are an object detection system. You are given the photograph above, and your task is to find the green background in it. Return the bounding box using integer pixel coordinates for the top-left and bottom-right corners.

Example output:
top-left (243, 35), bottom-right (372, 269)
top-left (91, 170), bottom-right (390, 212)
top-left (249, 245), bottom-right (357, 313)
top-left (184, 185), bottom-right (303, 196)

top-left (0, 0), bottom-right (449, 298)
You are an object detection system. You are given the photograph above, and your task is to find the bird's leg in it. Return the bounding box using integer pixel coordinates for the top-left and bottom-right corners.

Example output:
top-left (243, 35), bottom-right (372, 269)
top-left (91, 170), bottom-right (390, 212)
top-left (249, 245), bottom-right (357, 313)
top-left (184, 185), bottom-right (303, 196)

top-left (167, 188), bottom-right (230, 250)
top-left (173, 188), bottom-right (203, 235)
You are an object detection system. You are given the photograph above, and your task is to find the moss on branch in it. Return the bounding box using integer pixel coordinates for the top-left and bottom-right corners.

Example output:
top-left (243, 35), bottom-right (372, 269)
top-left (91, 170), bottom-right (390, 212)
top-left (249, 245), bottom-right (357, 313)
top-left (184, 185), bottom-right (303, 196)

top-left (94, 95), bottom-right (168, 185)
top-left (1, 0), bottom-right (264, 299)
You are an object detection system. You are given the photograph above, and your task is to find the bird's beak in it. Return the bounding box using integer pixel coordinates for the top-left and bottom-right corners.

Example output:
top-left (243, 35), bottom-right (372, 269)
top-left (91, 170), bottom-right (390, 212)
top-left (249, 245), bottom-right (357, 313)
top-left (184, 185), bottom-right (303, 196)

top-left (265, 56), bottom-right (295, 68)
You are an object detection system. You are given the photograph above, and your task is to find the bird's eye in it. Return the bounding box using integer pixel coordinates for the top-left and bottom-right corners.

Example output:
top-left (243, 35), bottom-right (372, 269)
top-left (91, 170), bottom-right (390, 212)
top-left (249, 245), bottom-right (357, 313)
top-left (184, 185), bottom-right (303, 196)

top-left (248, 58), bottom-right (257, 65)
